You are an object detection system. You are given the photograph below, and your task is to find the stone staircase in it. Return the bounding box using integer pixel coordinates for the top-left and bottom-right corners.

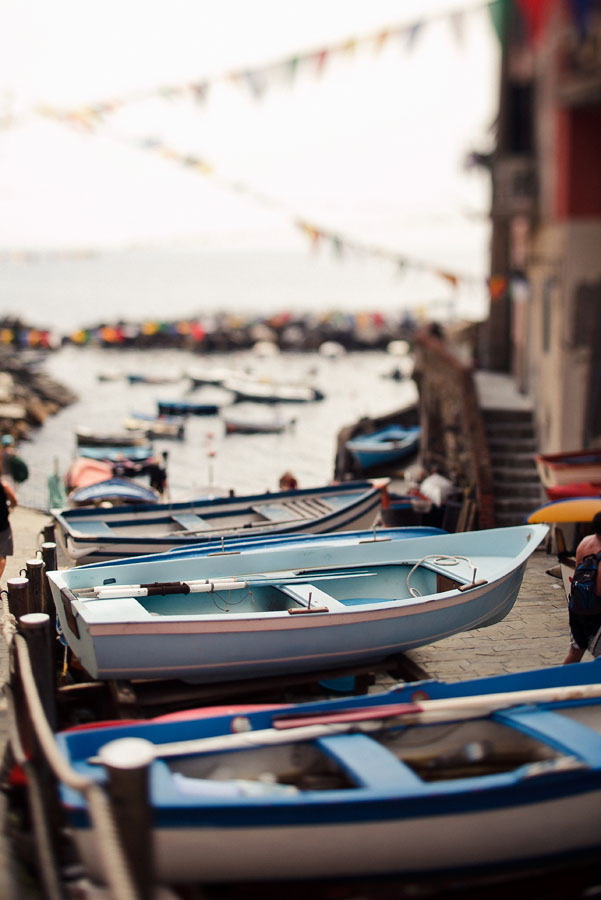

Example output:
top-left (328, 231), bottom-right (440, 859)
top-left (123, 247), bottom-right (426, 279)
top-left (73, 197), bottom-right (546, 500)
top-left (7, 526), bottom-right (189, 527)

top-left (483, 408), bottom-right (545, 527)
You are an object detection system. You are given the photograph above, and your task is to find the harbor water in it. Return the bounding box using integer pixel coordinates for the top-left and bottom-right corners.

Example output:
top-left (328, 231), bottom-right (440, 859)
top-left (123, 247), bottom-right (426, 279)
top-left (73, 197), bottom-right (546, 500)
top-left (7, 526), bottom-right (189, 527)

top-left (17, 344), bottom-right (417, 510)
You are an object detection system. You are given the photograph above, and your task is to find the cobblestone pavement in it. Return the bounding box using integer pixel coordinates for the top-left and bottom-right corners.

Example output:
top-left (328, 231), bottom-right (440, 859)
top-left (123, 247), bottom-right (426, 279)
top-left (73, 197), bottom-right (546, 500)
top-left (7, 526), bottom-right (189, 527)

top-left (408, 544), bottom-right (570, 679)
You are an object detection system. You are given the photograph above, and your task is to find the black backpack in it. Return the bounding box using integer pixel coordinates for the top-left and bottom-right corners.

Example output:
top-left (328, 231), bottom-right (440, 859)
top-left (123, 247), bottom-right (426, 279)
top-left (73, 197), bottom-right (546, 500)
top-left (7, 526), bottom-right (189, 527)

top-left (569, 551), bottom-right (601, 615)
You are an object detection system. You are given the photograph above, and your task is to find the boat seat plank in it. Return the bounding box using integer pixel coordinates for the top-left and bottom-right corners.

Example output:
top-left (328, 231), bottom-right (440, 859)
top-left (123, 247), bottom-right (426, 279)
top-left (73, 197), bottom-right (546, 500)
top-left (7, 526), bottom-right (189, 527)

top-left (252, 503), bottom-right (300, 523)
top-left (172, 514), bottom-right (210, 532)
top-left (72, 521), bottom-right (114, 537)
top-left (280, 583), bottom-right (345, 610)
top-left (500, 708), bottom-right (601, 767)
top-left (317, 734), bottom-right (423, 792)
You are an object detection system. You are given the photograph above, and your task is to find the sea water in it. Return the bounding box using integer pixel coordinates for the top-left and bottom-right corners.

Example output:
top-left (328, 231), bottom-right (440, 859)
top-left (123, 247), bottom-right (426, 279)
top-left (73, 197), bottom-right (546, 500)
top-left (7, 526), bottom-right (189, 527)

top-left (3, 245), bottom-right (445, 509)
top-left (16, 344), bottom-right (417, 511)
top-left (1, 245), bottom-right (484, 333)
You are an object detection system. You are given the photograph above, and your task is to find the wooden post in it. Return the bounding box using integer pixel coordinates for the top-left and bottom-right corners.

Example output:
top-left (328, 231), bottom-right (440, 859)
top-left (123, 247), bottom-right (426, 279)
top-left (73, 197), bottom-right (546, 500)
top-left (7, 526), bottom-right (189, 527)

top-left (40, 542), bottom-right (59, 679)
top-left (7, 577), bottom-right (29, 621)
top-left (98, 737), bottom-right (156, 898)
top-left (19, 613), bottom-right (57, 731)
top-left (24, 559), bottom-right (45, 615)
top-left (40, 542), bottom-right (57, 618)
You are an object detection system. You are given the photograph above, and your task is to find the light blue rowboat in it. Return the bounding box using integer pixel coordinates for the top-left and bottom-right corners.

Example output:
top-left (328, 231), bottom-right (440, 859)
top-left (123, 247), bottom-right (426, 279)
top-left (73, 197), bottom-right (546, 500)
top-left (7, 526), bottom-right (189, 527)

top-left (51, 480), bottom-right (393, 563)
top-left (46, 524), bottom-right (547, 682)
top-left (77, 445), bottom-right (155, 463)
top-left (346, 424), bottom-right (421, 471)
top-left (68, 478), bottom-right (161, 507)
top-left (56, 657), bottom-right (601, 884)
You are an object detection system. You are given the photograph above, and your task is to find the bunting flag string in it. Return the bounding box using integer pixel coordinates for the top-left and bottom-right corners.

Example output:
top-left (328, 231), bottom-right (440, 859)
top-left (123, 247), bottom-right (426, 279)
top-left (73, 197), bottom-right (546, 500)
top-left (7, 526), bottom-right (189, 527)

top-left (18, 101), bottom-right (487, 292)
top-left (0, 0), bottom-right (520, 300)
top-left (0, 0), bottom-right (505, 136)
top-left (4, 0), bottom-right (592, 137)
top-left (133, 129), bottom-right (483, 289)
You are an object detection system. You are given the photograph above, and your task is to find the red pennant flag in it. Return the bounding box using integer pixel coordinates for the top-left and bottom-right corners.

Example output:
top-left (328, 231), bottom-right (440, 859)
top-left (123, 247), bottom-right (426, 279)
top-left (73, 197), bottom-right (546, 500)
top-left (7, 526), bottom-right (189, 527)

top-left (516, 0), bottom-right (558, 45)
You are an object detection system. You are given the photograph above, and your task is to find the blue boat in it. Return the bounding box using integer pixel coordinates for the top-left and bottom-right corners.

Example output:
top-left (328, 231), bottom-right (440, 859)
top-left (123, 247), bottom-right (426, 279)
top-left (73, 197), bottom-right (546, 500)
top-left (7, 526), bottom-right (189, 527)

top-left (55, 656), bottom-right (601, 884)
top-left (51, 480), bottom-right (393, 563)
top-left (346, 424), bottom-right (421, 471)
top-left (68, 478), bottom-right (161, 507)
top-left (46, 524), bottom-right (547, 682)
top-left (157, 401), bottom-right (219, 416)
top-left (77, 445), bottom-right (155, 463)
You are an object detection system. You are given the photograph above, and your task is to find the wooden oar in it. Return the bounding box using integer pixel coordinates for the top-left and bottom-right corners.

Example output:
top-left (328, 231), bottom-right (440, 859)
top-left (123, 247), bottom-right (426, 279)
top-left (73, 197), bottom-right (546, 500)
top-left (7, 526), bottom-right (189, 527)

top-left (77, 570), bottom-right (377, 600)
top-left (88, 681), bottom-right (601, 765)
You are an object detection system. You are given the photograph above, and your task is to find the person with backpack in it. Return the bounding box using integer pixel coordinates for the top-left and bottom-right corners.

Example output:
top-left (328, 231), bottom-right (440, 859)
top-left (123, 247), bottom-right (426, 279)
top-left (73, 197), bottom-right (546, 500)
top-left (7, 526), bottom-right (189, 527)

top-left (563, 511), bottom-right (601, 663)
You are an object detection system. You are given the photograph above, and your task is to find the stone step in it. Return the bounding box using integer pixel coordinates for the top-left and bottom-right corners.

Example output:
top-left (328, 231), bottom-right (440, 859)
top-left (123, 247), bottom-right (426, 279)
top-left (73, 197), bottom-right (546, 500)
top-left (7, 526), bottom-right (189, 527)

top-left (491, 465), bottom-right (542, 484)
top-left (487, 436), bottom-right (538, 451)
top-left (493, 485), bottom-right (545, 511)
top-left (482, 408), bottom-right (534, 423)
top-left (494, 510), bottom-right (532, 527)
top-left (491, 473), bottom-right (542, 490)
top-left (494, 496), bottom-right (540, 515)
top-left (489, 452), bottom-right (538, 470)
top-left (485, 422), bottom-right (537, 440)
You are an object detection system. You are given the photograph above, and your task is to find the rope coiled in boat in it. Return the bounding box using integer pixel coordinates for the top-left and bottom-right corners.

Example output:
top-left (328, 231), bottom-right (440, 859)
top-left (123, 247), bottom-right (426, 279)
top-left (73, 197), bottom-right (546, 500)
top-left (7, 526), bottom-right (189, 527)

top-left (406, 554), bottom-right (476, 598)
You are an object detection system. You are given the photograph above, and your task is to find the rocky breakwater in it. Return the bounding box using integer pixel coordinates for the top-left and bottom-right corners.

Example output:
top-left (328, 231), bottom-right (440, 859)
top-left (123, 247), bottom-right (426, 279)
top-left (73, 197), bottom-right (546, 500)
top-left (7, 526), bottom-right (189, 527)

top-left (0, 349), bottom-right (77, 440)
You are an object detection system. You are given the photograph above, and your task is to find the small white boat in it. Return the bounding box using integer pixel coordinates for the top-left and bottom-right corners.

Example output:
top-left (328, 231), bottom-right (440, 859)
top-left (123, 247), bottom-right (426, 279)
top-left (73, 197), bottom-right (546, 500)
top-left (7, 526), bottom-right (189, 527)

top-left (223, 375), bottom-right (324, 404)
top-left (221, 408), bottom-right (295, 435)
top-left (123, 414), bottom-right (185, 440)
top-left (75, 426), bottom-right (148, 448)
top-left (55, 656), bottom-right (601, 885)
top-left (46, 523), bottom-right (547, 682)
top-left (51, 480), bottom-right (390, 563)
top-left (535, 448), bottom-right (601, 488)
top-left (186, 366), bottom-right (240, 388)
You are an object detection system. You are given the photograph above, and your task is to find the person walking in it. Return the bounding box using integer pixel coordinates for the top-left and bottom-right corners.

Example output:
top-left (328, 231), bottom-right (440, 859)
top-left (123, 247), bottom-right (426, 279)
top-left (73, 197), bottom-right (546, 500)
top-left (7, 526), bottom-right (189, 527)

top-left (0, 467), bottom-right (18, 580)
top-left (563, 511), bottom-right (601, 664)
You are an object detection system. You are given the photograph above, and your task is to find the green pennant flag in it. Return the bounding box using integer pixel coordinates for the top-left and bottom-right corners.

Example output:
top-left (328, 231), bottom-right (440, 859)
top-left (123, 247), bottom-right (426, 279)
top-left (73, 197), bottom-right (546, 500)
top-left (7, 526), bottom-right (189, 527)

top-left (488, 0), bottom-right (512, 46)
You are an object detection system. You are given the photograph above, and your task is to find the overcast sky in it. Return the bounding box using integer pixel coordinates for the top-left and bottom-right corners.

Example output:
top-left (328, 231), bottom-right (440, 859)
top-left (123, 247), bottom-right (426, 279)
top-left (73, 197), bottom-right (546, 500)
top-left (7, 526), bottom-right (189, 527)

top-left (0, 0), bottom-right (500, 263)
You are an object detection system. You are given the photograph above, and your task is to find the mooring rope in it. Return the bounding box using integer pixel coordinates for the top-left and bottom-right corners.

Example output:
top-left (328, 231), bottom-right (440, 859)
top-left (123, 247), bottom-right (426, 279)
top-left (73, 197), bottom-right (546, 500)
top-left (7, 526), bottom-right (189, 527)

top-left (406, 554), bottom-right (477, 598)
top-left (11, 633), bottom-right (142, 900)
top-left (4, 682), bottom-right (62, 900)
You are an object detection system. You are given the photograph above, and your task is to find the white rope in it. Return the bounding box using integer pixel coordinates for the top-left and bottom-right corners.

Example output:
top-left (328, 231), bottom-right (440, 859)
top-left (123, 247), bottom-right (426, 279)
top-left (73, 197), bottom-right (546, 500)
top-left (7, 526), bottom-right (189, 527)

top-left (4, 682), bottom-right (63, 900)
top-left (406, 554), bottom-right (476, 598)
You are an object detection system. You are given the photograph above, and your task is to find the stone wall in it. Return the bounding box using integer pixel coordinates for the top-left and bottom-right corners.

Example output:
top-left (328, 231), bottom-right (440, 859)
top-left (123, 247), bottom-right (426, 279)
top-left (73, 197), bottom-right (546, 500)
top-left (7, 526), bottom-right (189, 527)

top-left (413, 329), bottom-right (495, 529)
top-left (0, 350), bottom-right (77, 441)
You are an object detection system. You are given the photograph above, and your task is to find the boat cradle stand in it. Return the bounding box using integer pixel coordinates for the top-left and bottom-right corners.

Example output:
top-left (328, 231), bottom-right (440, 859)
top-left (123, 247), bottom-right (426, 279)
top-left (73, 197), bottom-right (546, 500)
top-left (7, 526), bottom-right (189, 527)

top-left (59, 654), bottom-right (432, 721)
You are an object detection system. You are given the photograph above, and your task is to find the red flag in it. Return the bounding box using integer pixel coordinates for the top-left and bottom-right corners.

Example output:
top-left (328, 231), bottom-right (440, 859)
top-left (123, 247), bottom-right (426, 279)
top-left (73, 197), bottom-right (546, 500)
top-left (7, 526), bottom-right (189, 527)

top-left (516, 0), bottom-right (558, 44)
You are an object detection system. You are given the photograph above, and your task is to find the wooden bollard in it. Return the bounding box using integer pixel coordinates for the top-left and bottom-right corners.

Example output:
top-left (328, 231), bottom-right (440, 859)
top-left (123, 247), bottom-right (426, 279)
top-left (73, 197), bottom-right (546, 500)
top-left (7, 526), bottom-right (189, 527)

top-left (40, 540), bottom-right (57, 573)
top-left (98, 737), bottom-right (156, 898)
top-left (40, 542), bottom-right (59, 679)
top-left (7, 577), bottom-right (29, 621)
top-left (40, 542), bottom-right (57, 622)
top-left (19, 613), bottom-right (57, 731)
top-left (23, 559), bottom-right (45, 615)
